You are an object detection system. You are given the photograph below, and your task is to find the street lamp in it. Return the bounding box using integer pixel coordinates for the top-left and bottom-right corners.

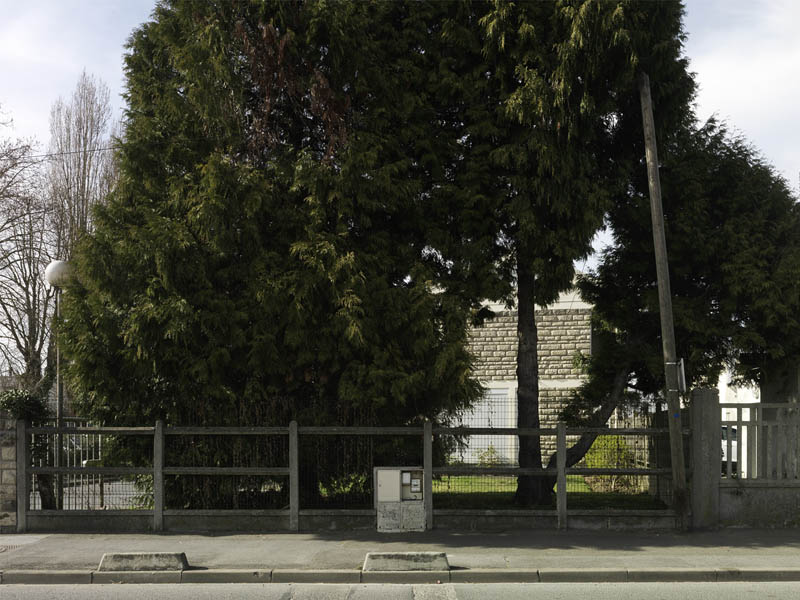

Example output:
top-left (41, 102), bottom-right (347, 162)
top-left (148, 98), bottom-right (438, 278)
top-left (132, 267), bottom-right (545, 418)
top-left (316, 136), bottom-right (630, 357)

top-left (45, 260), bottom-right (71, 510)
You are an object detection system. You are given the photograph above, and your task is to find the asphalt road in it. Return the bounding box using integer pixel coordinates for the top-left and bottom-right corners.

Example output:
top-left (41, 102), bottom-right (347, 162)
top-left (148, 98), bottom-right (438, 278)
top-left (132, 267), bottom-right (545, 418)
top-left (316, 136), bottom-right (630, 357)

top-left (2, 582), bottom-right (800, 599)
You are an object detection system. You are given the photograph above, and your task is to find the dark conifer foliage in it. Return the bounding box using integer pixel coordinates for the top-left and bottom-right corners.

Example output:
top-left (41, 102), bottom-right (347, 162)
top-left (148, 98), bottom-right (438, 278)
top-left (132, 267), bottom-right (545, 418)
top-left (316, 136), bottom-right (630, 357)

top-left (578, 120), bottom-right (800, 411)
top-left (61, 1), bottom-right (484, 429)
top-left (59, 1), bottom-right (712, 507)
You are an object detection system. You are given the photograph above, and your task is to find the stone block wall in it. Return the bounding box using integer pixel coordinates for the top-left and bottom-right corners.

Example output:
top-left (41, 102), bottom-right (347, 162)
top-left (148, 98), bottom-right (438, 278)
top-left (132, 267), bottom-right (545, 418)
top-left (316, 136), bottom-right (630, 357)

top-left (536, 309), bottom-right (592, 379)
top-left (0, 413), bottom-right (17, 532)
top-left (469, 307), bottom-right (592, 383)
top-left (467, 304), bottom-right (592, 462)
top-left (468, 312), bottom-right (518, 380)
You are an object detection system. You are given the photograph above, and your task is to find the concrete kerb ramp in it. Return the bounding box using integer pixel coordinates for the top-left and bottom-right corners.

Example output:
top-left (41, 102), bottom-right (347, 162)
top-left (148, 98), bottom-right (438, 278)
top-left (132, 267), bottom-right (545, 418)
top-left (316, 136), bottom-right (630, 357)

top-left (97, 552), bottom-right (190, 572)
top-left (361, 551), bottom-right (451, 583)
top-left (362, 552), bottom-right (450, 572)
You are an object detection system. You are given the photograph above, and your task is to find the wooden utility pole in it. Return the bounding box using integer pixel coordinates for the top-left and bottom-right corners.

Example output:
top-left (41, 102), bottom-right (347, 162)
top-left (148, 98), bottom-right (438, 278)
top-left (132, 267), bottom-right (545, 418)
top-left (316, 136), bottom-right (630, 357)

top-left (638, 72), bottom-right (688, 527)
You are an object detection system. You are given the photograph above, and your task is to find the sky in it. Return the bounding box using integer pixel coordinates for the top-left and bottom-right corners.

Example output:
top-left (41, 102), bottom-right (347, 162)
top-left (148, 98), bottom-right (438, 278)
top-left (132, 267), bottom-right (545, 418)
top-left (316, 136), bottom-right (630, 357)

top-left (0, 0), bottom-right (798, 189)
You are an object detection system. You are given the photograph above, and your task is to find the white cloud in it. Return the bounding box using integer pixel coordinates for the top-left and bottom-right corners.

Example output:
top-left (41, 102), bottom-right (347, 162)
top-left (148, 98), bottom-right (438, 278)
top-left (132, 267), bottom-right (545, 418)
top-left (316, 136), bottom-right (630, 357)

top-left (684, 0), bottom-right (800, 189)
top-left (0, 0), bottom-right (153, 145)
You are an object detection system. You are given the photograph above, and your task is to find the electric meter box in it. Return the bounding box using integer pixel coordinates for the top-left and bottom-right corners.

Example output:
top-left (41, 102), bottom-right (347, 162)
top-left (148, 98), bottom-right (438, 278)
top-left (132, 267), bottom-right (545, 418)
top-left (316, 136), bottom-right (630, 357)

top-left (374, 467), bottom-right (425, 532)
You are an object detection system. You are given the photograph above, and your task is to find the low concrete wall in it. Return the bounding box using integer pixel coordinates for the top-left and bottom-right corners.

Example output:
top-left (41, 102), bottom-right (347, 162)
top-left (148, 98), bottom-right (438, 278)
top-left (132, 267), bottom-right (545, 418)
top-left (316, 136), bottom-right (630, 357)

top-left (434, 510), bottom-right (557, 531)
top-left (0, 414), bottom-right (15, 533)
top-left (20, 509), bottom-right (679, 532)
top-left (27, 511), bottom-right (153, 532)
top-left (165, 511), bottom-right (291, 532)
top-left (433, 510), bottom-right (677, 531)
top-left (568, 511), bottom-right (679, 530)
top-left (22, 509), bottom-right (377, 533)
top-left (720, 484), bottom-right (800, 527)
top-left (300, 511), bottom-right (375, 531)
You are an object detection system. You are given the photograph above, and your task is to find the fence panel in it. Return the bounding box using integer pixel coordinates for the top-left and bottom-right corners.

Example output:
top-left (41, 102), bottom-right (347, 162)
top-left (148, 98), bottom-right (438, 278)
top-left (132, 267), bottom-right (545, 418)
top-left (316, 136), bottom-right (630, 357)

top-left (721, 402), bottom-right (800, 482)
top-left (28, 422), bottom-right (154, 511)
top-left (432, 427), bottom-right (556, 509)
top-left (19, 420), bottom-right (678, 532)
top-left (296, 427), bottom-right (423, 510)
top-left (163, 427), bottom-right (289, 510)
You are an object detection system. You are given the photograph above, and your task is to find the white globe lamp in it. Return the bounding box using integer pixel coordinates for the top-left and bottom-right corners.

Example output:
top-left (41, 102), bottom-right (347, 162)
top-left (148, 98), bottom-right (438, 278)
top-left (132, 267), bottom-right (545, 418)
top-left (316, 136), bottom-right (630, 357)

top-left (45, 260), bottom-right (72, 288)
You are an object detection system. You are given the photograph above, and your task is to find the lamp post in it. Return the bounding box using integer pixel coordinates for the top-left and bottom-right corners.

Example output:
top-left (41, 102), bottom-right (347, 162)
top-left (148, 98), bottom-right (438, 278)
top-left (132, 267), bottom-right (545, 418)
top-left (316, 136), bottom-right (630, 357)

top-left (45, 260), bottom-right (71, 510)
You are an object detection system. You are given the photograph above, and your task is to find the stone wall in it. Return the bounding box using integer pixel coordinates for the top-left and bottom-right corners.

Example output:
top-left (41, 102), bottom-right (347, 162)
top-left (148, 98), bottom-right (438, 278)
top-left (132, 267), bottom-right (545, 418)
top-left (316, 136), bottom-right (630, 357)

top-left (469, 307), bottom-right (592, 384)
top-left (467, 304), bottom-right (592, 461)
top-left (0, 413), bottom-right (16, 532)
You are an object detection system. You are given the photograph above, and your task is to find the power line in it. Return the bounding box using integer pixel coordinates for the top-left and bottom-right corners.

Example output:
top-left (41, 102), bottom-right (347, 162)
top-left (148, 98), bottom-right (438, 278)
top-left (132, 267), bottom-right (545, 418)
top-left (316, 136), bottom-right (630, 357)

top-left (27, 146), bottom-right (121, 160)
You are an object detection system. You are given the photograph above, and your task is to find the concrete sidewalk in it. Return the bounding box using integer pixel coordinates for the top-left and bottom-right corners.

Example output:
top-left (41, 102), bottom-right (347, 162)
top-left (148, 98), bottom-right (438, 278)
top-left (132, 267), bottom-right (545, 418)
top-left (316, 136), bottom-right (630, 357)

top-left (2, 529), bottom-right (800, 584)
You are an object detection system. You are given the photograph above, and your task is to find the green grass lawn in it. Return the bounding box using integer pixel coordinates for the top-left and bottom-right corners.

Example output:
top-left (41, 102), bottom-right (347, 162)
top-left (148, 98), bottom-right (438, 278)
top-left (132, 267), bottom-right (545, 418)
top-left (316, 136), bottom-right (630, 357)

top-left (431, 475), bottom-right (668, 510)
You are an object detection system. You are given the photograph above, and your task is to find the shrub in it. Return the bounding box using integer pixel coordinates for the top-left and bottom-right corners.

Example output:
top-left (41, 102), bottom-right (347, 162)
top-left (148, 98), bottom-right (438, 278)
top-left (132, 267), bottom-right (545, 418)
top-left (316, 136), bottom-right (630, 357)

top-left (0, 389), bottom-right (49, 422)
top-left (584, 435), bottom-right (640, 493)
top-left (477, 444), bottom-right (504, 467)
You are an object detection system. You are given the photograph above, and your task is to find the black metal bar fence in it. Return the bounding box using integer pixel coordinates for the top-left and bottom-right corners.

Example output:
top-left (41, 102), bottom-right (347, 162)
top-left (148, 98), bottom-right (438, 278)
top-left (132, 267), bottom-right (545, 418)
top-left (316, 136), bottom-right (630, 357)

top-left (15, 419), bottom-right (680, 532)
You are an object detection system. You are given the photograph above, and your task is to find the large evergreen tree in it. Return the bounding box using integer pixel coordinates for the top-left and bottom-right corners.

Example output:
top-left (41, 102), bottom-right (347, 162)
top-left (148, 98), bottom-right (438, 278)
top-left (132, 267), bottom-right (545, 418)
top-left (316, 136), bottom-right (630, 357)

top-left (59, 1), bottom-right (702, 508)
top-left (578, 119), bottom-right (800, 414)
top-left (427, 1), bottom-right (696, 505)
top-left (61, 1), bottom-right (482, 430)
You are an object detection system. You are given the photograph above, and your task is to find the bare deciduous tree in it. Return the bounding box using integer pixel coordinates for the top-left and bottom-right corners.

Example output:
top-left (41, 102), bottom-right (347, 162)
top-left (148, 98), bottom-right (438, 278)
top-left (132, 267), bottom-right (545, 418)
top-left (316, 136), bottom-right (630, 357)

top-left (0, 107), bottom-right (45, 382)
top-left (0, 71), bottom-right (117, 393)
top-left (48, 70), bottom-right (113, 257)
top-left (0, 185), bottom-right (56, 389)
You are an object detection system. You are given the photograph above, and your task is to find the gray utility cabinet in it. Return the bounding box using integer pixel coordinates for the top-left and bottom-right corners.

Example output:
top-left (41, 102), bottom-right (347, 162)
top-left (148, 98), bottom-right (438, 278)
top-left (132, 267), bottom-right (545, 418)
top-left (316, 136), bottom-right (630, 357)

top-left (374, 467), bottom-right (425, 532)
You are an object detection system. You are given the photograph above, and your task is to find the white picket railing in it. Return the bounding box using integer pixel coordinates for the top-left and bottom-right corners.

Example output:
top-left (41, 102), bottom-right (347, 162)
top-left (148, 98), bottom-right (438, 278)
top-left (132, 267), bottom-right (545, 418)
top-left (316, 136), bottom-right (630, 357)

top-left (720, 402), bottom-right (800, 481)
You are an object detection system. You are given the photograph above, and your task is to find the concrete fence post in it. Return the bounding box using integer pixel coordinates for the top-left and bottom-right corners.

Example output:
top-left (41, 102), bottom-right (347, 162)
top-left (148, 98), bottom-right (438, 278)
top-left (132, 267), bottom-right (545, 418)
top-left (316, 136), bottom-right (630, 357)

top-left (557, 421), bottom-right (567, 530)
top-left (153, 420), bottom-right (164, 532)
top-left (1, 417), bottom-right (20, 532)
top-left (690, 388), bottom-right (720, 529)
top-left (289, 421), bottom-right (299, 531)
top-left (15, 419), bottom-right (27, 533)
top-left (423, 421), bottom-right (433, 530)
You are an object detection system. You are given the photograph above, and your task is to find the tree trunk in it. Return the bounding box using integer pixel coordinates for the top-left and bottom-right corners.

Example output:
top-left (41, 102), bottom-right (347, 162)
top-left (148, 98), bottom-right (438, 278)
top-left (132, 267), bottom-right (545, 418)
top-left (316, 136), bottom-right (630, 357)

top-left (36, 474), bottom-right (57, 510)
top-left (516, 365), bottom-right (630, 501)
top-left (545, 365), bottom-right (630, 472)
top-left (514, 258), bottom-right (550, 505)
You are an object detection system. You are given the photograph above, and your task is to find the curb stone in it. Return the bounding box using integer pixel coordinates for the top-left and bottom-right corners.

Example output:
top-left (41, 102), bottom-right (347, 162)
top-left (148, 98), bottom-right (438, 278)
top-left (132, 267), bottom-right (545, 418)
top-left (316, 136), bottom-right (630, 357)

top-left (739, 567), bottom-right (800, 581)
top-left (450, 569), bottom-right (539, 583)
top-left (627, 568), bottom-right (716, 582)
top-left (3, 567), bottom-right (800, 584)
top-left (539, 568), bottom-right (627, 583)
top-left (0, 570), bottom-right (92, 584)
top-left (272, 569), bottom-right (361, 583)
top-left (361, 570), bottom-right (450, 584)
top-left (181, 569), bottom-right (271, 583)
top-left (92, 570), bottom-right (182, 584)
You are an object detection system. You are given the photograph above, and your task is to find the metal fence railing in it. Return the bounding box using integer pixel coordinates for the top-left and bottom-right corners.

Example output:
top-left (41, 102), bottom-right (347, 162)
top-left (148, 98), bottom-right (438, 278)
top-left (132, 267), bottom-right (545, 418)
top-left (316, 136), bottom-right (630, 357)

top-left (15, 420), bottom-right (678, 532)
top-left (433, 425), bottom-right (675, 511)
top-left (29, 418), bottom-right (149, 511)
